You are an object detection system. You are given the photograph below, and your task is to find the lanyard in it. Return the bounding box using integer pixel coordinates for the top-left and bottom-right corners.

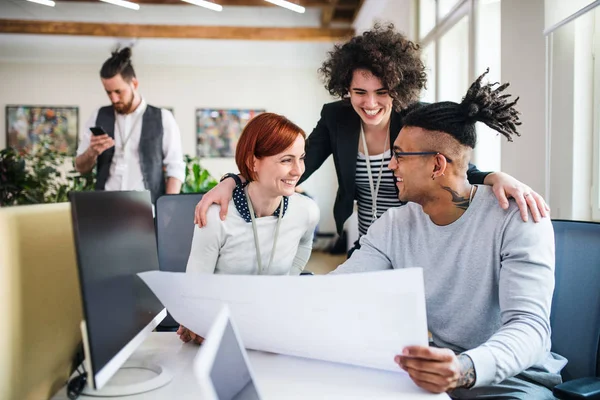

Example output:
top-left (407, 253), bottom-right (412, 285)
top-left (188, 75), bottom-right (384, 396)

top-left (360, 125), bottom-right (390, 223)
top-left (115, 110), bottom-right (144, 153)
top-left (244, 186), bottom-right (284, 275)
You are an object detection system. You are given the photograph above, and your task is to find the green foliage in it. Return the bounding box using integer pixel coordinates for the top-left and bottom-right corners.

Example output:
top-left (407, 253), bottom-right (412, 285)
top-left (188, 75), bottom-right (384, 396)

top-left (0, 147), bottom-right (30, 206)
top-left (181, 155), bottom-right (218, 194)
top-left (1, 142), bottom-right (216, 206)
top-left (0, 137), bottom-right (95, 207)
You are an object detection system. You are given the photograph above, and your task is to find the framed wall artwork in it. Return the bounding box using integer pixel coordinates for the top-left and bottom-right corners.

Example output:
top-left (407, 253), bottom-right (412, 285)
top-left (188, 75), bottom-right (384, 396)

top-left (196, 108), bottom-right (264, 158)
top-left (6, 105), bottom-right (79, 155)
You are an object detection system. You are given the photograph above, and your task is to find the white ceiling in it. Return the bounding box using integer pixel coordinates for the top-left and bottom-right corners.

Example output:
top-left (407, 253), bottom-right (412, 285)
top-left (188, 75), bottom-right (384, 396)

top-left (0, 0), bottom-right (338, 67)
top-left (0, 0), bottom-right (323, 26)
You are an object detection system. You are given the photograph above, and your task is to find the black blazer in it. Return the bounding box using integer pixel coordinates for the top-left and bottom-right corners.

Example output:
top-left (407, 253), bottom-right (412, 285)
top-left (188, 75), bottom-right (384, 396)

top-left (299, 100), bottom-right (490, 235)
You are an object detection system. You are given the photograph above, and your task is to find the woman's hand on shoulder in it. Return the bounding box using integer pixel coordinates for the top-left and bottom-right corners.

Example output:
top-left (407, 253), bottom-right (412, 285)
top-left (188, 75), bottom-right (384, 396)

top-left (484, 171), bottom-right (550, 222)
top-left (194, 178), bottom-right (237, 227)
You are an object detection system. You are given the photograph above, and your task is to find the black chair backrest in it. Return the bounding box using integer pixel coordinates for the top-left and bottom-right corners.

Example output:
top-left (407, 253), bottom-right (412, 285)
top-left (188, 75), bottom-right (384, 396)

top-left (155, 193), bottom-right (204, 328)
top-left (550, 219), bottom-right (600, 381)
top-left (155, 193), bottom-right (204, 273)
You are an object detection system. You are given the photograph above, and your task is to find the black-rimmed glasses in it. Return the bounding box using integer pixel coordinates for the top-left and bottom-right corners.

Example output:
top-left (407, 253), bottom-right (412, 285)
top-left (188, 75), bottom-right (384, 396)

top-left (392, 151), bottom-right (453, 163)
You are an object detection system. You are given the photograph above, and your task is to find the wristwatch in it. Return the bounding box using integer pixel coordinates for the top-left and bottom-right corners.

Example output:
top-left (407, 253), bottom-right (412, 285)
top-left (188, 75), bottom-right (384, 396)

top-left (219, 173), bottom-right (242, 187)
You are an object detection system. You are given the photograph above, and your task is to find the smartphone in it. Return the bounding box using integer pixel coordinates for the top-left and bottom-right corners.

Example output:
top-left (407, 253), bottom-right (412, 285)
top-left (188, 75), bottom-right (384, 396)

top-left (89, 126), bottom-right (108, 136)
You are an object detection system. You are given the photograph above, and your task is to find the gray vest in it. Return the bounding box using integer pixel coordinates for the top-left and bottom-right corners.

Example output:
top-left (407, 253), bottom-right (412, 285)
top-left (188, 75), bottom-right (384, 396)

top-left (95, 104), bottom-right (166, 203)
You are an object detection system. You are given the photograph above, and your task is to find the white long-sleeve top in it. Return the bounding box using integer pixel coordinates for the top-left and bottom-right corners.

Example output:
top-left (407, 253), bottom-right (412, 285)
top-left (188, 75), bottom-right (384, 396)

top-left (186, 193), bottom-right (320, 276)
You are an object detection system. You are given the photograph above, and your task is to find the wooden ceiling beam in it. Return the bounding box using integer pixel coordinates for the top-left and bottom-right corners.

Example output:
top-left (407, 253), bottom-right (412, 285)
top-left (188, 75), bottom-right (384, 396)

top-left (0, 19), bottom-right (354, 41)
top-left (320, 0), bottom-right (338, 27)
top-left (350, 0), bottom-right (364, 23)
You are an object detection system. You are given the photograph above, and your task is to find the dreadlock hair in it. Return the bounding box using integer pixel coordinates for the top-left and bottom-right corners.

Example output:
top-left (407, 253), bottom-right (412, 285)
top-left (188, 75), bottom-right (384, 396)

top-left (100, 47), bottom-right (136, 82)
top-left (318, 23), bottom-right (427, 111)
top-left (403, 68), bottom-right (521, 148)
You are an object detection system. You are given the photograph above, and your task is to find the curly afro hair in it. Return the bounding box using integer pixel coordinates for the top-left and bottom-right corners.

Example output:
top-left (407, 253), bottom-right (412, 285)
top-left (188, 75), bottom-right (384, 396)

top-left (318, 23), bottom-right (427, 111)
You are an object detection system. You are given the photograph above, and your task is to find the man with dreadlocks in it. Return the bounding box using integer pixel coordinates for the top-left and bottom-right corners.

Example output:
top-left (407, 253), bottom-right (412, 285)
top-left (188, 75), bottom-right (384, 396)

top-left (332, 70), bottom-right (566, 399)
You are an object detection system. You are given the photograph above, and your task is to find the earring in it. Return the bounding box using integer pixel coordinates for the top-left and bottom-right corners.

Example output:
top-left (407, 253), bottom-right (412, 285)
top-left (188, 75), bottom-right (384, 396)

top-left (431, 174), bottom-right (435, 181)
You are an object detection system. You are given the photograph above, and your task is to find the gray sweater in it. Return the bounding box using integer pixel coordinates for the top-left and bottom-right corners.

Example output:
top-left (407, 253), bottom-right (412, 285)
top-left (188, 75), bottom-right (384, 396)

top-left (333, 185), bottom-right (566, 387)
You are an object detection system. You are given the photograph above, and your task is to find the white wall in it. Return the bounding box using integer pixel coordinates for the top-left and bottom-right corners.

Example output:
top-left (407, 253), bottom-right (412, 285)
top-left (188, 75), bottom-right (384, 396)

top-left (500, 0), bottom-right (547, 197)
top-left (0, 58), bottom-right (339, 232)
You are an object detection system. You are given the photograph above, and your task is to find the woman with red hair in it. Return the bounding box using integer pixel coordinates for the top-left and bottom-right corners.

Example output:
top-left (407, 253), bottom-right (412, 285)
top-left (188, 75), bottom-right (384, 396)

top-left (186, 112), bottom-right (319, 276)
top-left (178, 113), bottom-right (319, 344)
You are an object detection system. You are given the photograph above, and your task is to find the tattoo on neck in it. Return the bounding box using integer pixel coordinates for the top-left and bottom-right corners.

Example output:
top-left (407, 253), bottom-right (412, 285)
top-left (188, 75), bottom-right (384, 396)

top-left (441, 186), bottom-right (470, 210)
top-left (457, 354), bottom-right (476, 389)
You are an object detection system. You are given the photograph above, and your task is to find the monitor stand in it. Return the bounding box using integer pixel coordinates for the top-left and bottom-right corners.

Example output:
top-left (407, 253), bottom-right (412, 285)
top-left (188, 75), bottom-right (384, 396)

top-left (82, 360), bottom-right (173, 397)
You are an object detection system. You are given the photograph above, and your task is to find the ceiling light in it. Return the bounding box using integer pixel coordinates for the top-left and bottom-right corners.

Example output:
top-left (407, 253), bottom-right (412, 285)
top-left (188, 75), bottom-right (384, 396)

top-left (265, 0), bottom-right (305, 14)
top-left (99, 0), bottom-right (140, 11)
top-left (26, 0), bottom-right (56, 6)
top-left (181, 0), bottom-right (223, 12)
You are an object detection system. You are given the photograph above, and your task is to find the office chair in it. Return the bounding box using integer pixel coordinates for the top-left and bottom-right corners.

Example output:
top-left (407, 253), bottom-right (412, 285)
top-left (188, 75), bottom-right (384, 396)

top-left (550, 220), bottom-right (600, 399)
top-left (155, 193), bottom-right (204, 330)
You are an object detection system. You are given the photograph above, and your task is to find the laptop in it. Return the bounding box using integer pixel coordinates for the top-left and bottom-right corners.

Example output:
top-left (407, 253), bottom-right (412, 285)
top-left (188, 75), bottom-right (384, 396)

top-left (194, 306), bottom-right (264, 400)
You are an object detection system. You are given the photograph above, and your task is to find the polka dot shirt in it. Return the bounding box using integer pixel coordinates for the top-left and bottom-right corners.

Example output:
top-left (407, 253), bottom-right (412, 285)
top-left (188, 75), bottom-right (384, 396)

top-left (233, 183), bottom-right (289, 223)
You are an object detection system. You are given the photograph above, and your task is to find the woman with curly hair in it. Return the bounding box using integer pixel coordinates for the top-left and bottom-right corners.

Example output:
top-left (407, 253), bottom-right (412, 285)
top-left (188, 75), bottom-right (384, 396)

top-left (195, 23), bottom-right (548, 253)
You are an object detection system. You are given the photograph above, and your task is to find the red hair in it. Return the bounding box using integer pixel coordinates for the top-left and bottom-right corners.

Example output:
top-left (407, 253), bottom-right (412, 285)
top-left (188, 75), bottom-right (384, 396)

top-left (235, 113), bottom-right (306, 182)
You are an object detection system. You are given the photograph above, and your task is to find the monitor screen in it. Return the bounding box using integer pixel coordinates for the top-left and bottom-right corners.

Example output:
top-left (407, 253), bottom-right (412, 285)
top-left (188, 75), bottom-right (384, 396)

top-left (69, 190), bottom-right (165, 390)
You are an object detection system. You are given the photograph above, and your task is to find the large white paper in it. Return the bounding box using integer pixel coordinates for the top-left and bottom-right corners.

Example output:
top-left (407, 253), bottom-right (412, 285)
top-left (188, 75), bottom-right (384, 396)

top-left (139, 269), bottom-right (428, 372)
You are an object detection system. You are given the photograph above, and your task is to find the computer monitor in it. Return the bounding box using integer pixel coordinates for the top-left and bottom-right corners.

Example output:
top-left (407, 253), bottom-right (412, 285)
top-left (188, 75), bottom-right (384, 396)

top-left (69, 190), bottom-right (169, 396)
top-left (0, 203), bottom-right (83, 400)
top-left (194, 306), bottom-right (264, 400)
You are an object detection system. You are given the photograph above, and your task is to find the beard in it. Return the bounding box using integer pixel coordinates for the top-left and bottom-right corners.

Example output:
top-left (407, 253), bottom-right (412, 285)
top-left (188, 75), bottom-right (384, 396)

top-left (113, 95), bottom-right (135, 114)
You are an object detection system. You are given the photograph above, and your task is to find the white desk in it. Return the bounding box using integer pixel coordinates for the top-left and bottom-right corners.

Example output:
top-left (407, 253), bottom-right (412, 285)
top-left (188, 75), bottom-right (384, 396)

top-left (54, 333), bottom-right (449, 399)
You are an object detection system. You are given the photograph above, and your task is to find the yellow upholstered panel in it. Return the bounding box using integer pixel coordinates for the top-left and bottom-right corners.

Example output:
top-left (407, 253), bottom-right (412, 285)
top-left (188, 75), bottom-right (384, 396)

top-left (0, 203), bottom-right (83, 400)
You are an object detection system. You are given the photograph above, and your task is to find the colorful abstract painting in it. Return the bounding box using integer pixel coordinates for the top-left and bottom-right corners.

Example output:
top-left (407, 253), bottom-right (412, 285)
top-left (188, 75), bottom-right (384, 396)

top-left (6, 105), bottom-right (78, 155)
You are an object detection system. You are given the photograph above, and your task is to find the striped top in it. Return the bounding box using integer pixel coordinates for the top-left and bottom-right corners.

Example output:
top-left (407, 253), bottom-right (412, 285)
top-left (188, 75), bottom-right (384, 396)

top-left (355, 150), bottom-right (403, 236)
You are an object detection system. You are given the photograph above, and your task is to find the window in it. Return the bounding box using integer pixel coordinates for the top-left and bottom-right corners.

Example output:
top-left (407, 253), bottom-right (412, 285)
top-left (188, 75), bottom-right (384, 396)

top-left (419, 0), bottom-right (436, 39)
top-left (420, 43), bottom-right (436, 103)
top-left (438, 0), bottom-right (461, 19)
top-left (547, 6), bottom-right (598, 220)
top-left (592, 9), bottom-right (600, 220)
top-left (473, 0), bottom-right (501, 171)
top-left (438, 16), bottom-right (469, 102)
top-left (417, 0), bottom-right (501, 171)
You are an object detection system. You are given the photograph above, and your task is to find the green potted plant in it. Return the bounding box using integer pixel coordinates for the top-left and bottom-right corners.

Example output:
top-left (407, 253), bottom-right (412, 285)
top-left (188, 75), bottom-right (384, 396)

top-left (0, 137), bottom-right (95, 206)
top-left (181, 155), bottom-right (218, 194)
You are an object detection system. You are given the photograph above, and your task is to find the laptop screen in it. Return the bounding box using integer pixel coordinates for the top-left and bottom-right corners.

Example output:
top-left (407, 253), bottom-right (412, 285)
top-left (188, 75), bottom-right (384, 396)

top-left (210, 320), bottom-right (260, 400)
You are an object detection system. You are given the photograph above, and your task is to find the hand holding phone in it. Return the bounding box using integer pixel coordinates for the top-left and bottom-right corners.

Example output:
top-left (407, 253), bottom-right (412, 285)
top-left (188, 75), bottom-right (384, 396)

top-left (90, 126), bottom-right (108, 136)
top-left (88, 126), bottom-right (114, 156)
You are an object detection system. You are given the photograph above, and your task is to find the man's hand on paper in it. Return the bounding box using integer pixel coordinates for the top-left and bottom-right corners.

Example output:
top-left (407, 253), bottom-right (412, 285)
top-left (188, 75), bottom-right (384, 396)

top-left (176, 325), bottom-right (205, 345)
top-left (394, 346), bottom-right (476, 394)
